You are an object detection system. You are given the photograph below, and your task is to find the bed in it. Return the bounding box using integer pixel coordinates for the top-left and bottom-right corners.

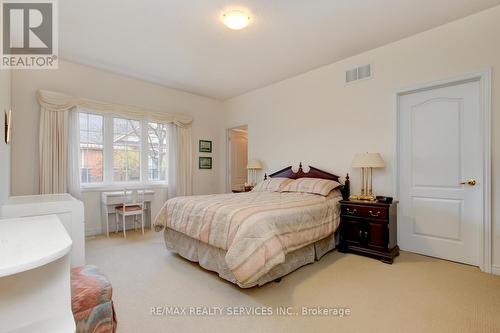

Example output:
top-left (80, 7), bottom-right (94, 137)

top-left (154, 164), bottom-right (350, 288)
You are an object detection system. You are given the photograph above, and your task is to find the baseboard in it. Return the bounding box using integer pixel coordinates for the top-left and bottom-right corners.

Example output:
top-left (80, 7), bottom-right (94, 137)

top-left (85, 227), bottom-right (103, 237)
top-left (85, 222), bottom-right (151, 237)
top-left (492, 265), bottom-right (500, 276)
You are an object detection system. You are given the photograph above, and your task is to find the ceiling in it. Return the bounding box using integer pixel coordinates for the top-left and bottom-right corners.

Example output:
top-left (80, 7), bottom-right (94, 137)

top-left (60, 0), bottom-right (500, 100)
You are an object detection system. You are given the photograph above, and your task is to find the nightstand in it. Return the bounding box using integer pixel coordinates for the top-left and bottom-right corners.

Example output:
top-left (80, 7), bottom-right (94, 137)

top-left (338, 200), bottom-right (399, 264)
top-left (232, 187), bottom-right (253, 193)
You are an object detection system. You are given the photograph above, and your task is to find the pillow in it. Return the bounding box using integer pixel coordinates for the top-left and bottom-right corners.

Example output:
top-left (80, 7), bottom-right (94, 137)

top-left (252, 178), bottom-right (293, 192)
top-left (281, 178), bottom-right (342, 196)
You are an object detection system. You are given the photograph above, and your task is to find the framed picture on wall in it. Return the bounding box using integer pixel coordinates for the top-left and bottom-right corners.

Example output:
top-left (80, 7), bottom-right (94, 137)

top-left (199, 140), bottom-right (212, 153)
top-left (199, 156), bottom-right (212, 169)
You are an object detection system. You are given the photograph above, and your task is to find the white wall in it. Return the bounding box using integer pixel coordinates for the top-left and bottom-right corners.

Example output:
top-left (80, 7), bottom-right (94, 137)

top-left (0, 70), bottom-right (11, 205)
top-left (11, 60), bottom-right (225, 235)
top-left (224, 7), bottom-right (500, 270)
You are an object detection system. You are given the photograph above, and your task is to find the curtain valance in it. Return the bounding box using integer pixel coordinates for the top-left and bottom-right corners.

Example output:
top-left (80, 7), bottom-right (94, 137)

top-left (36, 89), bottom-right (193, 127)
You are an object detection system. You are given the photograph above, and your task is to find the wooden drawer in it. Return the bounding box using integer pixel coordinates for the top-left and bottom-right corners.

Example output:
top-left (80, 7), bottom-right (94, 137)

top-left (341, 205), bottom-right (388, 220)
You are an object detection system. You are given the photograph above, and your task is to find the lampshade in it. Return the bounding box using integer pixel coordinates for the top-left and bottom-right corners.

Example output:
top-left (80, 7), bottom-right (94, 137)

top-left (247, 159), bottom-right (263, 170)
top-left (352, 153), bottom-right (385, 168)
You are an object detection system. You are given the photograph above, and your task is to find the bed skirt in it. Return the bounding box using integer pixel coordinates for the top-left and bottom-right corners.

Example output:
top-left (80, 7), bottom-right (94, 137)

top-left (164, 227), bottom-right (337, 288)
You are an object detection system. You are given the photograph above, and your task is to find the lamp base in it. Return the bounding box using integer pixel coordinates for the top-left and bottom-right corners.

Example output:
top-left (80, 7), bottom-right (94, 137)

top-left (349, 194), bottom-right (376, 201)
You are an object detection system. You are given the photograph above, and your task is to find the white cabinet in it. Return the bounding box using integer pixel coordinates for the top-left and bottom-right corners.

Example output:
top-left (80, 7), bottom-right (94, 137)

top-left (1, 194), bottom-right (85, 267)
top-left (0, 215), bottom-right (75, 333)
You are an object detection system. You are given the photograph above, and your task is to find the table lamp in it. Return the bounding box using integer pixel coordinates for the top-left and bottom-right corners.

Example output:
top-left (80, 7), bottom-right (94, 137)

top-left (247, 159), bottom-right (263, 186)
top-left (351, 153), bottom-right (385, 201)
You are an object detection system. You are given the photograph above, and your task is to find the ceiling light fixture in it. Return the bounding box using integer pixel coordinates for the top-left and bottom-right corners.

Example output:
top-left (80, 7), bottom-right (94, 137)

top-left (222, 10), bottom-right (251, 30)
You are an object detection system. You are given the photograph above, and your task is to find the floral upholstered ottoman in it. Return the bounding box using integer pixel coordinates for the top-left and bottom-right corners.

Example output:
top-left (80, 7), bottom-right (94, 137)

top-left (71, 265), bottom-right (117, 333)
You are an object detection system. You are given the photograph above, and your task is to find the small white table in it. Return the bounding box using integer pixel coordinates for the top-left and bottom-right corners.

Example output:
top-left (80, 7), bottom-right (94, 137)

top-left (101, 190), bottom-right (155, 236)
top-left (0, 215), bottom-right (75, 333)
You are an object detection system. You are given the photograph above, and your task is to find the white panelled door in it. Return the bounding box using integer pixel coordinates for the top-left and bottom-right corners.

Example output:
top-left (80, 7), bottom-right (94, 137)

top-left (230, 131), bottom-right (248, 190)
top-left (398, 80), bottom-right (483, 266)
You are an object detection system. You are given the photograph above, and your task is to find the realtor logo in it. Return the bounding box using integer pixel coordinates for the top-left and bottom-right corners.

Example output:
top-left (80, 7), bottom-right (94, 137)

top-left (1, 0), bottom-right (58, 69)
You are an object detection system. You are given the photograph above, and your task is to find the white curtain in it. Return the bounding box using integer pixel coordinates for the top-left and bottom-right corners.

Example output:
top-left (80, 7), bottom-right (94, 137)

top-left (39, 107), bottom-right (68, 194)
top-left (168, 123), bottom-right (193, 197)
top-left (67, 109), bottom-right (81, 199)
top-left (37, 89), bottom-right (193, 195)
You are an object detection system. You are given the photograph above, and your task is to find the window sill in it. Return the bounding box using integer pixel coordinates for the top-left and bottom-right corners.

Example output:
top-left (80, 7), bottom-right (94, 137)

top-left (80, 183), bottom-right (168, 192)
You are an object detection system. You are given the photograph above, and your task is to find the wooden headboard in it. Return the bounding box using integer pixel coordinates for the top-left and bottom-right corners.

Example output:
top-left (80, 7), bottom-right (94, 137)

top-left (264, 163), bottom-right (350, 200)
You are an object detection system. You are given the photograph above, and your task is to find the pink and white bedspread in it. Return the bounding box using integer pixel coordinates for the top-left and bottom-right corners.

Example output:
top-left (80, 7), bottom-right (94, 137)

top-left (154, 190), bottom-right (342, 286)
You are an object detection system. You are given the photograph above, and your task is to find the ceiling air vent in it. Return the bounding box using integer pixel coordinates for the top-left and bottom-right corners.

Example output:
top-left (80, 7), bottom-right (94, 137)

top-left (345, 64), bottom-right (372, 84)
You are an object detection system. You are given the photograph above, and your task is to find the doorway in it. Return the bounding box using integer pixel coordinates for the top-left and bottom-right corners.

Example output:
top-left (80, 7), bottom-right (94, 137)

top-left (227, 125), bottom-right (248, 192)
top-left (395, 71), bottom-right (491, 272)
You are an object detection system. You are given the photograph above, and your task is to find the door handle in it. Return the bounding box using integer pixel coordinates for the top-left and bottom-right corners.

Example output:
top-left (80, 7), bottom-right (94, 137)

top-left (460, 179), bottom-right (476, 186)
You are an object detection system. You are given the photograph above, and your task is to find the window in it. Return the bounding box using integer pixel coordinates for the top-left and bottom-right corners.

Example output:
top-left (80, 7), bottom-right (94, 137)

top-left (79, 113), bottom-right (104, 184)
top-left (77, 110), bottom-right (169, 187)
top-left (113, 118), bottom-right (141, 182)
top-left (147, 122), bottom-right (168, 181)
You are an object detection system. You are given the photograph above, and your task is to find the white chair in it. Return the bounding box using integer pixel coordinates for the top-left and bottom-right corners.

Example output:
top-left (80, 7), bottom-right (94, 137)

top-left (114, 189), bottom-right (145, 238)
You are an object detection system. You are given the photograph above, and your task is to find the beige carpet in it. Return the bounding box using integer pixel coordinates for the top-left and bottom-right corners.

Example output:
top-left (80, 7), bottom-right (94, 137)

top-left (86, 230), bottom-right (500, 333)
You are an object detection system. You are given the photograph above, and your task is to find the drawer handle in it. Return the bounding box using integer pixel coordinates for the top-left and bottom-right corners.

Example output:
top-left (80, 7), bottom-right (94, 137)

top-left (359, 230), bottom-right (369, 239)
top-left (347, 208), bottom-right (357, 214)
top-left (369, 210), bottom-right (381, 217)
